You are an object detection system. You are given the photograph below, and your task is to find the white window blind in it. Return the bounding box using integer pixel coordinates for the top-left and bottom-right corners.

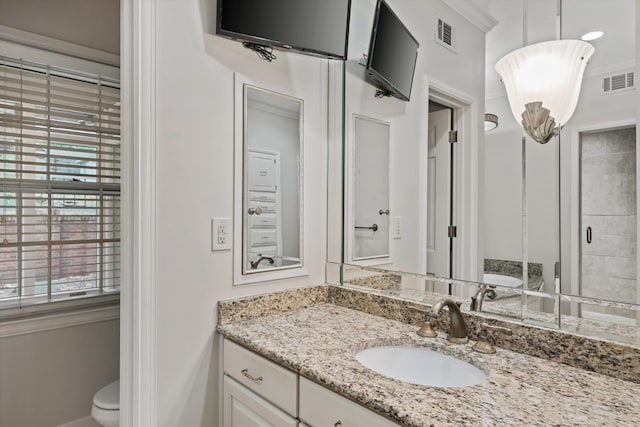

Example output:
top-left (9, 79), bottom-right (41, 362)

top-left (0, 56), bottom-right (120, 309)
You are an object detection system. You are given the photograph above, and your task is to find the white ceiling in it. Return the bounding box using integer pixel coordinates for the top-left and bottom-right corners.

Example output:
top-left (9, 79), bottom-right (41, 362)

top-left (486, 0), bottom-right (636, 99)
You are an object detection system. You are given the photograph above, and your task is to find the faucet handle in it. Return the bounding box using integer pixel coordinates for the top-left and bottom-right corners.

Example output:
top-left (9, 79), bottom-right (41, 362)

top-left (407, 305), bottom-right (438, 337)
top-left (483, 324), bottom-right (513, 336)
top-left (472, 323), bottom-right (512, 354)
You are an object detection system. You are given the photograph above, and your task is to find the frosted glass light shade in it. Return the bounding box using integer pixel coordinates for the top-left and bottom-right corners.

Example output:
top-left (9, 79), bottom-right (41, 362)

top-left (495, 40), bottom-right (595, 128)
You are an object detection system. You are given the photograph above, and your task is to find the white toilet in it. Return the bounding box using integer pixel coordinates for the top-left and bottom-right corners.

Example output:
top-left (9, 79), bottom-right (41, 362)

top-left (91, 380), bottom-right (119, 427)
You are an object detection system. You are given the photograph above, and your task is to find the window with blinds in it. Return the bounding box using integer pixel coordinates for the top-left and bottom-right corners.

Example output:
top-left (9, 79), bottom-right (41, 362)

top-left (0, 56), bottom-right (120, 309)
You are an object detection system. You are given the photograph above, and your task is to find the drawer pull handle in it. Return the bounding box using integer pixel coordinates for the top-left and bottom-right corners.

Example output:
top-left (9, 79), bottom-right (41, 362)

top-left (240, 368), bottom-right (263, 384)
top-left (334, 421), bottom-right (342, 427)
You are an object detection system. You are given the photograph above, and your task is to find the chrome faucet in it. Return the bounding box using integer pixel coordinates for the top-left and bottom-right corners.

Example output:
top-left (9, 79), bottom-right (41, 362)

top-left (250, 255), bottom-right (275, 269)
top-left (429, 298), bottom-right (468, 344)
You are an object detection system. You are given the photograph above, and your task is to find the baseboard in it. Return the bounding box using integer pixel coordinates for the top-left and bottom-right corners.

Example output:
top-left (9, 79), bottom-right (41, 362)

top-left (56, 415), bottom-right (101, 427)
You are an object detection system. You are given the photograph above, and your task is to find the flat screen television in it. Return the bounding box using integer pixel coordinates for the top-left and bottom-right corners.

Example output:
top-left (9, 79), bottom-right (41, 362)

top-left (216, 0), bottom-right (351, 60)
top-left (366, 0), bottom-right (419, 101)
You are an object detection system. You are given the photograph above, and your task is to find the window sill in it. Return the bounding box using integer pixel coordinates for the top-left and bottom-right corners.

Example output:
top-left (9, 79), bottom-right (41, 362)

top-left (0, 295), bottom-right (120, 338)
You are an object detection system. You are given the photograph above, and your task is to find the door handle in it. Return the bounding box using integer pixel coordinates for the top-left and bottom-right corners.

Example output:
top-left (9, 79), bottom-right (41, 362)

top-left (586, 226), bottom-right (592, 244)
top-left (379, 209), bottom-right (390, 215)
top-left (248, 207), bottom-right (262, 215)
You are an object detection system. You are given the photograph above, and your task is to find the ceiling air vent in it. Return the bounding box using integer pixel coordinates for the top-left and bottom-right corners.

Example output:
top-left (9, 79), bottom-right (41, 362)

top-left (437, 19), bottom-right (456, 52)
top-left (603, 71), bottom-right (635, 94)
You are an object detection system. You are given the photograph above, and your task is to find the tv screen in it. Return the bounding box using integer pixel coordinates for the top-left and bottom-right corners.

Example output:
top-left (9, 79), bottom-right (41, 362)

top-left (366, 0), bottom-right (419, 101)
top-left (217, 0), bottom-right (351, 60)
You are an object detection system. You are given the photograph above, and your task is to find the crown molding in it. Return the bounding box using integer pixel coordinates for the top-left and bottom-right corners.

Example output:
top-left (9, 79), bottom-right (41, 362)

top-left (442, 0), bottom-right (498, 33)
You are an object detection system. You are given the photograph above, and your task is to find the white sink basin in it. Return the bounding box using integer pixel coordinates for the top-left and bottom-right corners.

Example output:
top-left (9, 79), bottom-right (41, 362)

top-left (483, 273), bottom-right (523, 288)
top-left (355, 346), bottom-right (486, 387)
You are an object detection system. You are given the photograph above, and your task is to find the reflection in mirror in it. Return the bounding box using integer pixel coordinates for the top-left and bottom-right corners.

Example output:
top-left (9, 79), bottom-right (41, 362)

top-left (487, 0), bottom-right (638, 328)
top-left (334, 0), bottom-right (640, 341)
top-left (571, 126), bottom-right (637, 323)
top-left (557, 0), bottom-right (638, 327)
top-left (243, 85), bottom-right (302, 274)
top-left (351, 115), bottom-right (390, 261)
top-left (427, 102), bottom-right (452, 278)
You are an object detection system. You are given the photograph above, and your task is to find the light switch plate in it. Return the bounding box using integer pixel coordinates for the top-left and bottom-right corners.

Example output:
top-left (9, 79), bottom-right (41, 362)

top-left (393, 216), bottom-right (402, 239)
top-left (212, 218), bottom-right (232, 251)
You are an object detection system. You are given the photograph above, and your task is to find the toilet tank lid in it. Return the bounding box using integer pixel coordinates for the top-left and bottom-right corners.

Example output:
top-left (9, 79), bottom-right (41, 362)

top-left (93, 380), bottom-right (120, 410)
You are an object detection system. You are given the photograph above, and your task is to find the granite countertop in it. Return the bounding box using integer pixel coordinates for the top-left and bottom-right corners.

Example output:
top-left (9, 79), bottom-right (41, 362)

top-left (218, 303), bottom-right (640, 426)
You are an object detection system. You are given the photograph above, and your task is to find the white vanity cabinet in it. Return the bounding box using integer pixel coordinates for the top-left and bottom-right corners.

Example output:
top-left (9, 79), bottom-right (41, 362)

top-left (299, 377), bottom-right (398, 427)
top-left (223, 339), bottom-right (400, 427)
top-left (223, 376), bottom-right (298, 427)
top-left (223, 340), bottom-right (298, 427)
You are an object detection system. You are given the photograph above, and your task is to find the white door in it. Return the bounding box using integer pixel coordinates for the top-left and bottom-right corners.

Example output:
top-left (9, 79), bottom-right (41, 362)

top-left (426, 108), bottom-right (451, 278)
top-left (579, 126), bottom-right (637, 323)
top-left (223, 376), bottom-right (298, 427)
top-left (353, 115), bottom-right (390, 260)
top-left (246, 149), bottom-right (282, 269)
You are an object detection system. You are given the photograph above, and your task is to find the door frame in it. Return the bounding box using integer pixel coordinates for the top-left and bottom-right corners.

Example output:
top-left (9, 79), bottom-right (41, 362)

top-left (423, 77), bottom-right (478, 286)
top-left (120, 0), bottom-right (158, 425)
top-left (426, 106), bottom-right (452, 278)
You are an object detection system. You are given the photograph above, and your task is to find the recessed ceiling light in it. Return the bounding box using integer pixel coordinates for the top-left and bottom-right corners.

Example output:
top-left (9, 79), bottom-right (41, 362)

top-left (581, 31), bottom-right (604, 41)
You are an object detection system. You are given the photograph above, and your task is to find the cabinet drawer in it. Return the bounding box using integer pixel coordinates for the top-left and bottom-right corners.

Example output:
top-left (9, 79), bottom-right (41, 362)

top-left (224, 339), bottom-right (297, 417)
top-left (248, 199), bottom-right (276, 214)
top-left (249, 192), bottom-right (277, 203)
top-left (299, 377), bottom-right (398, 426)
top-left (249, 214), bottom-right (277, 228)
top-left (249, 229), bottom-right (277, 247)
top-left (223, 376), bottom-right (298, 427)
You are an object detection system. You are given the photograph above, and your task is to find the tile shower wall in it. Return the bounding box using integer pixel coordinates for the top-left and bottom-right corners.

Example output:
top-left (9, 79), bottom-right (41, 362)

top-left (581, 127), bottom-right (637, 313)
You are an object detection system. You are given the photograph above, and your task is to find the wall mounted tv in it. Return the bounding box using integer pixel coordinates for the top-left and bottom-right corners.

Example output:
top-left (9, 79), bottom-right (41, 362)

top-left (366, 0), bottom-right (419, 101)
top-left (216, 0), bottom-right (352, 60)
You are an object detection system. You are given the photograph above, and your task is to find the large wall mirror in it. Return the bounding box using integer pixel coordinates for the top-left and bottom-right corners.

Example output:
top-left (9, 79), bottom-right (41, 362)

top-left (240, 84), bottom-right (303, 276)
top-left (336, 0), bottom-right (639, 336)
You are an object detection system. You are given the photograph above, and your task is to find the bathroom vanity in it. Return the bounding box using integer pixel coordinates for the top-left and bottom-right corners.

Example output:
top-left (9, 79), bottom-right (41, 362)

top-left (223, 339), bottom-right (396, 426)
top-left (218, 285), bottom-right (640, 426)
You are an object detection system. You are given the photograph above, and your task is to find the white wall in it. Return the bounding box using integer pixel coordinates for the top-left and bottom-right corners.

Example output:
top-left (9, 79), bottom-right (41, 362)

top-left (344, 0), bottom-right (486, 276)
top-left (151, 0), bottom-right (328, 425)
top-left (483, 129), bottom-right (522, 263)
top-left (0, 0), bottom-right (119, 55)
top-left (0, 320), bottom-right (119, 427)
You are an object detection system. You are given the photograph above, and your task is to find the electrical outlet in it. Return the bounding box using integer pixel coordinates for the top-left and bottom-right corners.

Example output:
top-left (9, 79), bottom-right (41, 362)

top-left (212, 218), bottom-right (232, 251)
